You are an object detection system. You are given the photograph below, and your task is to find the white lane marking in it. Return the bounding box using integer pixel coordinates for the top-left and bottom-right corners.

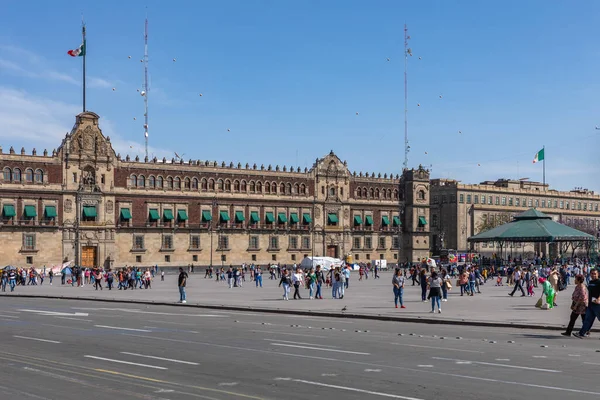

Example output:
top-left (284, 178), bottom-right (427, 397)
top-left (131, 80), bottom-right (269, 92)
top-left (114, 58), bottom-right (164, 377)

top-left (218, 382), bottom-right (239, 386)
top-left (94, 325), bottom-right (152, 332)
top-left (13, 335), bottom-right (60, 344)
top-left (0, 314), bottom-right (19, 318)
top-left (321, 373), bottom-right (338, 376)
top-left (252, 330), bottom-right (328, 339)
top-left (19, 309), bottom-right (89, 317)
top-left (364, 369), bottom-right (382, 372)
top-left (584, 362), bottom-right (600, 366)
top-left (84, 355), bottom-right (167, 370)
top-left (154, 389), bottom-right (175, 393)
top-left (264, 339), bottom-right (339, 348)
top-left (274, 377), bottom-right (423, 400)
top-left (72, 307), bottom-right (226, 317)
top-left (122, 333), bottom-right (600, 396)
top-left (270, 343), bottom-right (370, 355)
top-left (532, 356), bottom-right (547, 359)
top-left (432, 357), bottom-right (560, 373)
top-left (568, 354), bottom-right (580, 357)
top-left (496, 359), bottom-right (510, 361)
top-left (392, 343), bottom-right (483, 354)
top-left (57, 317), bottom-right (93, 322)
top-left (144, 325), bottom-right (199, 334)
top-left (417, 365), bottom-right (434, 368)
top-left (120, 352), bottom-right (199, 365)
top-left (456, 361), bottom-right (472, 365)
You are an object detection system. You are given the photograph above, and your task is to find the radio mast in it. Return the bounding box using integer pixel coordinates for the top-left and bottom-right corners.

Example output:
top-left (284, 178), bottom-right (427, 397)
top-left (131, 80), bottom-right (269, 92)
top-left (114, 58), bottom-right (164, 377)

top-left (143, 16), bottom-right (149, 160)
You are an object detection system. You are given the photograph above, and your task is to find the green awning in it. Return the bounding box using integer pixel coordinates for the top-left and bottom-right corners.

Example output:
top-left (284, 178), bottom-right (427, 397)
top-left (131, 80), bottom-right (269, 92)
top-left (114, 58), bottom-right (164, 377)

top-left (365, 215), bottom-right (373, 226)
top-left (163, 209), bottom-right (174, 220)
top-left (382, 215), bottom-right (390, 226)
top-left (2, 204), bottom-right (16, 218)
top-left (177, 209), bottom-right (188, 221)
top-left (278, 212), bottom-right (287, 223)
top-left (120, 208), bottom-right (132, 220)
top-left (289, 213), bottom-right (299, 223)
top-left (265, 212), bottom-right (275, 223)
top-left (235, 211), bottom-right (245, 222)
top-left (418, 216), bottom-right (427, 226)
top-left (220, 211), bottom-right (230, 222)
top-left (202, 210), bottom-right (212, 222)
top-left (44, 205), bottom-right (57, 218)
top-left (83, 206), bottom-right (97, 218)
top-left (250, 211), bottom-right (260, 223)
top-left (353, 215), bottom-right (363, 225)
top-left (393, 216), bottom-right (401, 226)
top-left (149, 209), bottom-right (160, 221)
top-left (23, 205), bottom-right (37, 218)
top-left (303, 213), bottom-right (312, 224)
top-left (327, 213), bottom-right (338, 223)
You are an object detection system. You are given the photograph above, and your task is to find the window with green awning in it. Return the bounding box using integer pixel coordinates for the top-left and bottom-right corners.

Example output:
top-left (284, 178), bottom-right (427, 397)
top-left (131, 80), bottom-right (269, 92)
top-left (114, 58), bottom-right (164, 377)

top-left (393, 216), bottom-right (401, 226)
top-left (3, 204), bottom-right (16, 218)
top-left (120, 208), bottom-right (132, 220)
top-left (250, 211), bottom-right (260, 223)
top-left (149, 209), bottom-right (160, 221)
top-left (277, 212), bottom-right (287, 223)
top-left (163, 209), bottom-right (174, 220)
top-left (83, 206), bottom-right (97, 218)
top-left (382, 216), bottom-right (390, 226)
top-left (201, 210), bottom-right (212, 222)
top-left (265, 212), bottom-right (275, 224)
top-left (353, 215), bottom-right (363, 225)
top-left (418, 216), bottom-right (427, 226)
top-left (220, 211), bottom-right (230, 222)
top-left (177, 209), bottom-right (188, 221)
top-left (365, 215), bottom-right (373, 226)
top-left (23, 205), bottom-right (37, 218)
top-left (44, 205), bottom-right (57, 218)
top-left (302, 213), bottom-right (312, 224)
top-left (235, 211), bottom-right (245, 222)
top-left (327, 213), bottom-right (338, 224)
top-left (289, 213), bottom-right (299, 224)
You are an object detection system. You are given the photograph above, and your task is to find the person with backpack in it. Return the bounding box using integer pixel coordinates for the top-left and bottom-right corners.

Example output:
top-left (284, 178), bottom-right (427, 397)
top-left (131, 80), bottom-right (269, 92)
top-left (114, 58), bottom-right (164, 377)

top-left (315, 265), bottom-right (325, 299)
top-left (278, 269), bottom-right (291, 300)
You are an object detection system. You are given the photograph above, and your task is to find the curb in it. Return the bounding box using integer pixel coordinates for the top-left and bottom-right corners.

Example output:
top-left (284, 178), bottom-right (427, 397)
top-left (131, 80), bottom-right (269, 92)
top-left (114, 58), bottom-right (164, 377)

top-left (0, 293), bottom-right (578, 332)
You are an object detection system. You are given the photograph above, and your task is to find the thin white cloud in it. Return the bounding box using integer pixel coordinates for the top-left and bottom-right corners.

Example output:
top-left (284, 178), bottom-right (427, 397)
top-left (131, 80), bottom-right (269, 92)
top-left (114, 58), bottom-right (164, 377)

top-left (88, 76), bottom-right (112, 88)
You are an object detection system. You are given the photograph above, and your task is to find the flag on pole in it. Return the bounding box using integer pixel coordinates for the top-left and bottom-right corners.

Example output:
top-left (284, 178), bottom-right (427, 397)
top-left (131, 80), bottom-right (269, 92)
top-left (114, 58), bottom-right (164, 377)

top-left (68, 41), bottom-right (86, 57)
top-left (532, 148), bottom-right (544, 164)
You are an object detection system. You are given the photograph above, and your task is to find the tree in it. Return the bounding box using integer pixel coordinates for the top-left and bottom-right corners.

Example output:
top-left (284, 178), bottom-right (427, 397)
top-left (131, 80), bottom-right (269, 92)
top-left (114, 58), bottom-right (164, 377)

top-left (560, 218), bottom-right (598, 259)
top-left (476, 212), bottom-right (514, 234)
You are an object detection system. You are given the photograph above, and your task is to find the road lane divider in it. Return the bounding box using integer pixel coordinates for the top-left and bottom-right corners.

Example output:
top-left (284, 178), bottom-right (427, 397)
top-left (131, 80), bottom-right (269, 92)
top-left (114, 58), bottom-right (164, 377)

top-left (84, 355), bottom-right (167, 370)
top-left (263, 339), bottom-right (339, 348)
top-left (269, 343), bottom-right (370, 355)
top-left (431, 357), bottom-right (560, 373)
top-left (120, 352), bottom-right (199, 365)
top-left (94, 325), bottom-right (152, 332)
top-left (13, 335), bottom-right (60, 344)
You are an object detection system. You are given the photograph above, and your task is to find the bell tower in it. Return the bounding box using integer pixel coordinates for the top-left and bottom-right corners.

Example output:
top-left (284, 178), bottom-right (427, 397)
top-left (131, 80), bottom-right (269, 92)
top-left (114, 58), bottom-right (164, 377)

top-left (401, 165), bottom-right (430, 263)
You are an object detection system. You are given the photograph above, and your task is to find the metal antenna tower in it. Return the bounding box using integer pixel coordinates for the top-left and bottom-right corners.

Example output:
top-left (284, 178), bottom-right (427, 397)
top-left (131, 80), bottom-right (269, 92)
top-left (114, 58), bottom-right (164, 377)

top-left (403, 24), bottom-right (410, 171)
top-left (143, 15), bottom-right (149, 159)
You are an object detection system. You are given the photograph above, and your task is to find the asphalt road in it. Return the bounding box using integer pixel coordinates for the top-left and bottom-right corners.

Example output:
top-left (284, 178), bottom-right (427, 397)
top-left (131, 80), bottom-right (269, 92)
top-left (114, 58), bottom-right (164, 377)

top-left (1, 298), bottom-right (599, 400)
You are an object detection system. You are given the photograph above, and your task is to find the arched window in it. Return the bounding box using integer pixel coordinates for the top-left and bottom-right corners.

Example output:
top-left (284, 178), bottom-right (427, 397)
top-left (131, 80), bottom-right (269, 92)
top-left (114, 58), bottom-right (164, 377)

top-left (387, 189), bottom-right (392, 199)
top-left (166, 177), bottom-right (173, 189)
top-left (370, 188), bottom-right (375, 198)
top-left (13, 168), bottom-right (21, 182)
top-left (184, 177), bottom-right (191, 189)
top-left (329, 187), bottom-right (336, 196)
top-left (362, 188), bottom-right (367, 198)
top-left (300, 184), bottom-right (306, 195)
top-left (192, 178), bottom-right (198, 190)
top-left (156, 176), bottom-right (164, 189)
top-left (280, 183), bottom-right (285, 194)
top-left (249, 181), bottom-right (256, 193)
top-left (201, 178), bottom-right (207, 191)
top-left (272, 182), bottom-right (277, 194)
top-left (241, 180), bottom-right (247, 192)
top-left (265, 182), bottom-right (271, 194)
top-left (256, 181), bottom-right (262, 193)
top-left (174, 177), bottom-right (181, 189)
top-left (233, 180), bottom-right (240, 192)
top-left (208, 179), bottom-right (215, 191)
top-left (138, 175), bottom-right (145, 187)
top-left (34, 169), bottom-right (43, 183)
top-left (217, 179), bottom-right (224, 191)
top-left (287, 183), bottom-right (292, 194)
top-left (225, 179), bottom-right (231, 191)
top-left (418, 190), bottom-right (425, 200)
top-left (130, 174), bottom-right (137, 187)
top-left (355, 189), bottom-right (361, 198)
top-left (393, 189), bottom-right (399, 200)
top-left (294, 183), bottom-right (299, 194)
top-left (25, 168), bottom-right (33, 183)
top-left (3, 167), bottom-right (11, 182)
top-left (148, 176), bottom-right (156, 188)
top-left (375, 188), bottom-right (380, 199)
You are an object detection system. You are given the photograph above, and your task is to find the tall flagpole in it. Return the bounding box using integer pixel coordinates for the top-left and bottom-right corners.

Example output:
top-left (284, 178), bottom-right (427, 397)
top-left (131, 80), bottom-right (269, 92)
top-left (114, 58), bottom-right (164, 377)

top-left (82, 20), bottom-right (86, 112)
top-left (143, 15), bottom-right (149, 160)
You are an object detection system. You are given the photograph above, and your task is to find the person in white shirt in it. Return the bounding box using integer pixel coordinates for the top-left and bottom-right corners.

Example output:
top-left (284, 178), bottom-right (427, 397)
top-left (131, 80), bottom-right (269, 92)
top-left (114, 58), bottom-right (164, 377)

top-left (509, 267), bottom-right (526, 297)
top-left (292, 268), bottom-right (303, 300)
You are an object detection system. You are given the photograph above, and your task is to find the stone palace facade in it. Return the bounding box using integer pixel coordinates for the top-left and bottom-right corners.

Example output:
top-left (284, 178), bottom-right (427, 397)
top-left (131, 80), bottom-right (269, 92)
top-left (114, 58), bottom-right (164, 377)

top-left (0, 112), bottom-right (433, 268)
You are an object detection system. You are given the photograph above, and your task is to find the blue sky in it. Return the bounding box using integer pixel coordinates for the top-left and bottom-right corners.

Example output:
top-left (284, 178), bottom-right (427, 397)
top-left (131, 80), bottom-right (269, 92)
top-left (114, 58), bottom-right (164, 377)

top-left (1, 0), bottom-right (599, 192)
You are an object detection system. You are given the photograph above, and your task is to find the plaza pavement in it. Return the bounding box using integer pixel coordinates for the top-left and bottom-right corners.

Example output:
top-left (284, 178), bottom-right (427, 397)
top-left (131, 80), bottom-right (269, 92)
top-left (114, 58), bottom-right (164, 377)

top-left (0, 271), bottom-right (585, 331)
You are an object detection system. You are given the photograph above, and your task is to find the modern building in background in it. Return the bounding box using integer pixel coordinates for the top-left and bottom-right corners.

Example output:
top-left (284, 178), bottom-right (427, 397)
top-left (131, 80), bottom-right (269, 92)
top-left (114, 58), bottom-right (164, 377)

top-left (0, 112), bottom-right (432, 268)
top-left (430, 178), bottom-right (600, 257)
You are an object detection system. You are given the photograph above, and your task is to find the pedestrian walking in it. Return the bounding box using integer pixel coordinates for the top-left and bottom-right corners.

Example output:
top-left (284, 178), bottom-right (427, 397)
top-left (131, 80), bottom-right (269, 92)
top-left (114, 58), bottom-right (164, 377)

top-left (306, 268), bottom-right (317, 299)
top-left (255, 267), bottom-right (263, 288)
top-left (428, 271), bottom-right (443, 313)
top-left (392, 268), bottom-right (405, 309)
top-left (574, 269), bottom-right (600, 338)
top-left (279, 269), bottom-right (291, 300)
top-left (292, 268), bottom-right (303, 300)
top-left (509, 267), bottom-right (526, 297)
top-left (178, 267), bottom-right (188, 303)
top-left (315, 265), bottom-right (324, 299)
top-left (561, 274), bottom-right (588, 336)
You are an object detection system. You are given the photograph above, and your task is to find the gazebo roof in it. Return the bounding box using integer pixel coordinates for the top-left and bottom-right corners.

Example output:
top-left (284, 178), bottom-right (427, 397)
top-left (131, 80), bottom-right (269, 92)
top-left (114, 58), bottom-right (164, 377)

top-left (468, 208), bottom-right (597, 243)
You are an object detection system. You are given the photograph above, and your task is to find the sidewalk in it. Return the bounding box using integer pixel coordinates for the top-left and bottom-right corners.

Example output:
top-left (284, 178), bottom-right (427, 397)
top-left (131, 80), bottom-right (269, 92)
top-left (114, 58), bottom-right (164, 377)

top-left (0, 272), bottom-right (579, 330)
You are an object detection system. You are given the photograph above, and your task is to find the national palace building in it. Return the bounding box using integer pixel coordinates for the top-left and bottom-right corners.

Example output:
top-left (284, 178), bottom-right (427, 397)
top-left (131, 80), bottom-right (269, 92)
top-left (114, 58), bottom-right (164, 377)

top-left (1, 111), bottom-right (598, 269)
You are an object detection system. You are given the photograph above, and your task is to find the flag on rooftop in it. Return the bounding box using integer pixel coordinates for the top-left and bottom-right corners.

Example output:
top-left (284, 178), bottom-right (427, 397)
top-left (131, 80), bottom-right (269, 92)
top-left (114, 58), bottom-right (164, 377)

top-left (532, 148), bottom-right (544, 164)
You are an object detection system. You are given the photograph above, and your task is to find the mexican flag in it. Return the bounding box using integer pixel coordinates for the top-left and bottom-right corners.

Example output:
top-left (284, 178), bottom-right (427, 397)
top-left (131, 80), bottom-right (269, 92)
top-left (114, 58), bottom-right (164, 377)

top-left (68, 41), bottom-right (86, 57)
top-left (532, 148), bottom-right (544, 163)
